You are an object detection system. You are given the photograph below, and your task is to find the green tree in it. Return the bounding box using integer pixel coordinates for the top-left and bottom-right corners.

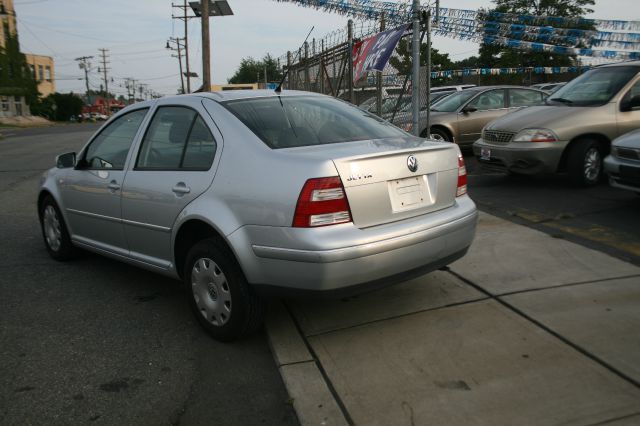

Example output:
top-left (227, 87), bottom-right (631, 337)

top-left (228, 54), bottom-right (283, 84)
top-left (478, 0), bottom-right (595, 69)
top-left (389, 39), bottom-right (455, 85)
top-left (32, 93), bottom-right (83, 121)
top-left (390, 38), bottom-right (455, 75)
top-left (454, 56), bottom-right (480, 69)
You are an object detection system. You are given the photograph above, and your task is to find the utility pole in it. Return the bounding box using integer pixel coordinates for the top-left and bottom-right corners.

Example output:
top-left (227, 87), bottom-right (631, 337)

top-left (171, 1), bottom-right (194, 93)
top-left (125, 78), bottom-right (137, 104)
top-left (75, 56), bottom-right (93, 101)
top-left (98, 49), bottom-right (110, 115)
top-left (166, 37), bottom-right (186, 94)
top-left (201, 0), bottom-right (211, 90)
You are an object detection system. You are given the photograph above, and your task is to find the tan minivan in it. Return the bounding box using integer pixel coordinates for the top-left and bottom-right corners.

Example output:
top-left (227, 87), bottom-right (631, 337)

top-left (473, 62), bottom-right (640, 186)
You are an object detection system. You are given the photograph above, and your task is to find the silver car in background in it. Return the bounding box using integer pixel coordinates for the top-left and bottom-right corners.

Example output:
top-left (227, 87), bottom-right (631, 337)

top-left (604, 129), bottom-right (640, 194)
top-left (38, 90), bottom-right (477, 341)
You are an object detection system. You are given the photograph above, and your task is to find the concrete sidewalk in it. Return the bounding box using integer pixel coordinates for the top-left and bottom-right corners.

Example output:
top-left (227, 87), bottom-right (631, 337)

top-left (266, 212), bottom-right (640, 426)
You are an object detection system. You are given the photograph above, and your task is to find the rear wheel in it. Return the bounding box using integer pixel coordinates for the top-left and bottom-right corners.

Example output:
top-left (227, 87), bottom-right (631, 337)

top-left (567, 139), bottom-right (604, 187)
top-left (39, 195), bottom-right (76, 261)
top-left (184, 238), bottom-right (264, 342)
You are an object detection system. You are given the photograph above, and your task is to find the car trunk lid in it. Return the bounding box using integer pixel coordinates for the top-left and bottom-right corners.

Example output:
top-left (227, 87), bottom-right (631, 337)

top-left (331, 141), bottom-right (459, 228)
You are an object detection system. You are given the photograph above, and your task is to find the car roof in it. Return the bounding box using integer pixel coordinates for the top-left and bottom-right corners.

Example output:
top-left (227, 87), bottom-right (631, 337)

top-left (201, 89), bottom-right (325, 102)
top-left (597, 60), bottom-right (640, 68)
top-left (464, 85), bottom-right (544, 92)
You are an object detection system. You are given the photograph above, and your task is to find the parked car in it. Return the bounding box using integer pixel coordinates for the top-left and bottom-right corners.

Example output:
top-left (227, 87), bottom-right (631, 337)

top-left (397, 85), bottom-right (547, 145)
top-left (430, 84), bottom-right (476, 93)
top-left (531, 82), bottom-right (566, 93)
top-left (473, 62), bottom-right (640, 186)
top-left (38, 90), bottom-right (478, 341)
top-left (604, 129), bottom-right (640, 194)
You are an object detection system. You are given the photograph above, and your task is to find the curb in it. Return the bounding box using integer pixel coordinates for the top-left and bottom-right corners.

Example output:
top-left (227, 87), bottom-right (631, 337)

top-left (265, 301), bottom-right (348, 426)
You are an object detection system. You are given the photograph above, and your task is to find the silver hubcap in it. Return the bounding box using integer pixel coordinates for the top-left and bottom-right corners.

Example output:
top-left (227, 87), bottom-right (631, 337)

top-left (43, 205), bottom-right (62, 252)
top-left (191, 258), bottom-right (231, 326)
top-left (430, 133), bottom-right (446, 142)
top-left (584, 148), bottom-right (601, 182)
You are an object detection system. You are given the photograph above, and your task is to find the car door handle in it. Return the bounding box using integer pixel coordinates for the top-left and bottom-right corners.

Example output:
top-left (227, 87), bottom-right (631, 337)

top-left (108, 180), bottom-right (120, 191)
top-left (172, 183), bottom-right (191, 195)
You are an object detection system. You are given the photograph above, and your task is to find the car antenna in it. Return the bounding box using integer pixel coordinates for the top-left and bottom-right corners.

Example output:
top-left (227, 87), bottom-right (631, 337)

top-left (275, 26), bottom-right (314, 94)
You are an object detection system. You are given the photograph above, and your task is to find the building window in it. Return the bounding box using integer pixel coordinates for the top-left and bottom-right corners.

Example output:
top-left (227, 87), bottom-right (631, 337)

top-left (14, 97), bottom-right (23, 116)
top-left (29, 64), bottom-right (35, 79)
top-left (1, 97), bottom-right (9, 112)
top-left (45, 65), bottom-right (51, 81)
top-left (38, 65), bottom-right (44, 81)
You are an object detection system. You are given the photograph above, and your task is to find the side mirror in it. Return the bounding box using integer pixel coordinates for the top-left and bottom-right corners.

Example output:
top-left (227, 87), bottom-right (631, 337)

top-left (461, 106), bottom-right (478, 114)
top-left (620, 94), bottom-right (640, 112)
top-left (56, 152), bottom-right (76, 169)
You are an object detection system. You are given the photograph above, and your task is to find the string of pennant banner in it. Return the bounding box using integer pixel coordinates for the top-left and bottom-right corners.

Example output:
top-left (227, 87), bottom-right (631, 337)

top-left (274, 0), bottom-right (640, 61)
top-left (429, 65), bottom-right (589, 79)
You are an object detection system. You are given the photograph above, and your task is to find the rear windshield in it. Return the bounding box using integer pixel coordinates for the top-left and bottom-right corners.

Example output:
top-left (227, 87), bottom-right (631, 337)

top-left (222, 95), bottom-right (406, 149)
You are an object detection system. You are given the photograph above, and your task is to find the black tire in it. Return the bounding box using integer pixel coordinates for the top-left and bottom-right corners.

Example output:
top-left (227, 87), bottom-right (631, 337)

top-left (424, 127), bottom-right (452, 142)
top-left (39, 195), bottom-right (76, 261)
top-left (567, 139), bottom-right (604, 187)
top-left (184, 238), bottom-right (264, 342)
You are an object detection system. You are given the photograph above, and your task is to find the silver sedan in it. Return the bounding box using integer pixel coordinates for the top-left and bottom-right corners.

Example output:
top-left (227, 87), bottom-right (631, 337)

top-left (604, 128), bottom-right (640, 194)
top-left (38, 90), bottom-right (477, 341)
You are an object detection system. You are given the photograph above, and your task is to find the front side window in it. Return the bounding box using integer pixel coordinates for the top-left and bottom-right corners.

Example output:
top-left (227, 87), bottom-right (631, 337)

top-left (136, 106), bottom-right (216, 170)
top-left (468, 89), bottom-right (506, 111)
top-left (84, 108), bottom-right (148, 169)
top-left (625, 79), bottom-right (640, 99)
top-left (223, 96), bottom-right (406, 149)
top-left (509, 89), bottom-right (544, 107)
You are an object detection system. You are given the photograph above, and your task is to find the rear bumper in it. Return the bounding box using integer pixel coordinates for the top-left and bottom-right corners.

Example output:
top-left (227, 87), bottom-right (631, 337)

top-left (227, 196), bottom-right (477, 293)
top-left (473, 139), bottom-right (567, 175)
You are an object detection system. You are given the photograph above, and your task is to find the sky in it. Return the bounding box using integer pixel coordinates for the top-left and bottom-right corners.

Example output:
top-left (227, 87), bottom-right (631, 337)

top-left (11, 0), bottom-right (640, 97)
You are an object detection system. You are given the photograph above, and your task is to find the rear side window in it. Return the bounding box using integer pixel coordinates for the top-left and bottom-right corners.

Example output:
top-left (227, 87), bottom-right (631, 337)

top-left (222, 96), bottom-right (406, 149)
top-left (84, 108), bottom-right (148, 170)
top-left (136, 106), bottom-right (216, 170)
top-left (509, 89), bottom-right (544, 107)
top-left (468, 89), bottom-right (506, 111)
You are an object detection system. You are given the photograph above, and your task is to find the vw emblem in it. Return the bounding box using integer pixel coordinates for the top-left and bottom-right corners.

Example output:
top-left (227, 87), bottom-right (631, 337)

top-left (407, 155), bottom-right (418, 172)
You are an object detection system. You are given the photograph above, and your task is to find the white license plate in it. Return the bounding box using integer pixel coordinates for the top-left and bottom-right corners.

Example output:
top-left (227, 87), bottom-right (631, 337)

top-left (388, 175), bottom-right (435, 212)
top-left (480, 147), bottom-right (491, 161)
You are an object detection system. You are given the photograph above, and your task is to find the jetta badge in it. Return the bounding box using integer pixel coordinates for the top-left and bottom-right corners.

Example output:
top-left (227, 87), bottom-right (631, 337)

top-left (407, 155), bottom-right (418, 172)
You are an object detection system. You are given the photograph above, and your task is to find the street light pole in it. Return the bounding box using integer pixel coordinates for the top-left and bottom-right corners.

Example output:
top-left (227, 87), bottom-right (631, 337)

top-left (201, 0), bottom-right (211, 91)
top-left (411, 0), bottom-right (420, 137)
top-left (183, 0), bottom-right (191, 93)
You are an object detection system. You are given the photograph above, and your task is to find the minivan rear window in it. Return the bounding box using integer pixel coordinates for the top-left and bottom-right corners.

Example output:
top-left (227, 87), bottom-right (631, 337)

top-left (222, 96), bottom-right (406, 149)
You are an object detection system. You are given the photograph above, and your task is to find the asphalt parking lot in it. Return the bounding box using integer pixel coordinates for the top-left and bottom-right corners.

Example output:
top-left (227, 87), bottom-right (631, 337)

top-left (0, 124), bottom-right (297, 425)
top-left (1, 123), bottom-right (638, 424)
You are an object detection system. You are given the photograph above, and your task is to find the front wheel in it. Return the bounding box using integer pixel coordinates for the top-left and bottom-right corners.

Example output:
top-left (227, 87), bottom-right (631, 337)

top-left (184, 238), bottom-right (264, 342)
top-left (39, 195), bottom-right (76, 261)
top-left (567, 139), bottom-right (604, 187)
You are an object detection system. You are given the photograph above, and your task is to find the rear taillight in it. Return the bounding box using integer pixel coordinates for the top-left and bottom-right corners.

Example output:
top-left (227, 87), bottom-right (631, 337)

top-left (456, 154), bottom-right (467, 197)
top-left (293, 177), bottom-right (352, 228)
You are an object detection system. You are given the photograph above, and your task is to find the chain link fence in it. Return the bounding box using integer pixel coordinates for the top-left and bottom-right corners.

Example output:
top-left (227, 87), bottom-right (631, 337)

top-left (278, 18), bottom-right (434, 135)
top-left (277, 16), bottom-right (586, 137)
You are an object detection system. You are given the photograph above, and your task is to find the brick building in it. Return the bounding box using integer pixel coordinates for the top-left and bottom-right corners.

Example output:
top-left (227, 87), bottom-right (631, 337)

top-left (0, 0), bottom-right (55, 118)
